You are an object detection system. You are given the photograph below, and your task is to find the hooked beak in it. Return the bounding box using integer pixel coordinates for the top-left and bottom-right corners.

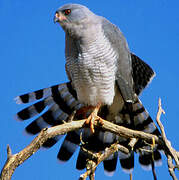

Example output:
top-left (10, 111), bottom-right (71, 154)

top-left (54, 12), bottom-right (67, 23)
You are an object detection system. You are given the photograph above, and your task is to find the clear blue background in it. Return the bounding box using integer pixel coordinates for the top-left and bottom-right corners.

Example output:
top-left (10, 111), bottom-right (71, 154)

top-left (0, 0), bottom-right (179, 179)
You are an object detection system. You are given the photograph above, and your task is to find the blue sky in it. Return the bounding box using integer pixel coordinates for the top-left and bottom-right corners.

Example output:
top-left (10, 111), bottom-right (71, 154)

top-left (0, 0), bottom-right (179, 179)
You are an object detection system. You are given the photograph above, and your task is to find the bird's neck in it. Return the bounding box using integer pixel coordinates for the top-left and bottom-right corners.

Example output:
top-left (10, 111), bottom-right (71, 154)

top-left (65, 24), bottom-right (103, 58)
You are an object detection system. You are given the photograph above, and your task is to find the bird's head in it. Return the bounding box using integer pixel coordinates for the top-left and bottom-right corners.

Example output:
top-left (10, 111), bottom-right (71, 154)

top-left (54, 4), bottom-right (97, 37)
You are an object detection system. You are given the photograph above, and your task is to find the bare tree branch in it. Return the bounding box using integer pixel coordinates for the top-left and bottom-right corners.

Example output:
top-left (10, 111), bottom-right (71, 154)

top-left (0, 120), bottom-right (85, 180)
top-left (156, 98), bottom-right (179, 180)
top-left (79, 143), bottom-right (129, 180)
top-left (0, 99), bottom-right (179, 180)
top-left (167, 155), bottom-right (178, 180)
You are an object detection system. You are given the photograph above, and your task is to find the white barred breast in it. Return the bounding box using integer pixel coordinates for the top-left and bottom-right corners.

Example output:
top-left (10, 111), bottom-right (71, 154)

top-left (66, 27), bottom-right (118, 106)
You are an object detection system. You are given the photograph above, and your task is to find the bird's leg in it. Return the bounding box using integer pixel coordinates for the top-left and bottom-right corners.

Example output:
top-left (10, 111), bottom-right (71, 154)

top-left (85, 102), bottom-right (103, 133)
top-left (76, 106), bottom-right (94, 119)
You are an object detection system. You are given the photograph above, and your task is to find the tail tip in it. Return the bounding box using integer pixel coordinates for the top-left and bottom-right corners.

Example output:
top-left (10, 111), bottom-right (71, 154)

top-left (140, 164), bottom-right (152, 171)
top-left (23, 129), bottom-right (33, 137)
top-left (155, 159), bottom-right (162, 167)
top-left (104, 170), bottom-right (115, 177)
top-left (14, 114), bottom-right (22, 122)
top-left (14, 96), bottom-right (23, 104)
top-left (121, 167), bottom-right (134, 174)
top-left (57, 158), bottom-right (67, 164)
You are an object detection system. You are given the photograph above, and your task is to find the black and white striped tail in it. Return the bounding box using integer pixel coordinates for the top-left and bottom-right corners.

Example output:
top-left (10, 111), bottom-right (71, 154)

top-left (15, 82), bottom-right (83, 148)
top-left (15, 82), bottom-right (162, 175)
top-left (114, 97), bottom-right (162, 173)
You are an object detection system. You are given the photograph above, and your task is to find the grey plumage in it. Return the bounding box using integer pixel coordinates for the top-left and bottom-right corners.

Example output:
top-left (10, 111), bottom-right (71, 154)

top-left (15, 3), bottom-right (161, 176)
top-left (61, 4), bottom-right (135, 105)
top-left (101, 17), bottom-right (135, 103)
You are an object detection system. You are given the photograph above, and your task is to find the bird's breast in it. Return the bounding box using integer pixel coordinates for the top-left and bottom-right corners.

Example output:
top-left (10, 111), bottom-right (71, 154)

top-left (66, 32), bottom-right (118, 106)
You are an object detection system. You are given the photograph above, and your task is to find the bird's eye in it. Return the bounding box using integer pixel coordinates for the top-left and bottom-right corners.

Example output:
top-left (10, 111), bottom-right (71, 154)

top-left (64, 9), bottom-right (71, 15)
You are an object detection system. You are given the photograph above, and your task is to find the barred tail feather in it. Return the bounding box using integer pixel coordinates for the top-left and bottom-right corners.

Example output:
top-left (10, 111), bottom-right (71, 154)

top-left (15, 82), bottom-right (82, 124)
top-left (14, 86), bottom-right (55, 104)
top-left (131, 98), bottom-right (160, 136)
top-left (76, 149), bottom-right (88, 170)
top-left (15, 82), bottom-right (83, 132)
top-left (103, 152), bottom-right (118, 176)
top-left (15, 80), bottom-right (162, 174)
top-left (119, 152), bottom-right (134, 173)
top-left (25, 116), bottom-right (50, 135)
top-left (115, 97), bottom-right (162, 171)
top-left (139, 149), bottom-right (162, 170)
top-left (131, 98), bottom-right (162, 169)
top-left (25, 103), bottom-right (68, 135)
top-left (15, 96), bottom-right (54, 121)
top-left (57, 130), bottom-right (81, 162)
top-left (14, 82), bottom-right (78, 105)
top-left (99, 132), bottom-right (118, 175)
top-left (42, 135), bottom-right (62, 148)
top-left (15, 82), bottom-right (84, 151)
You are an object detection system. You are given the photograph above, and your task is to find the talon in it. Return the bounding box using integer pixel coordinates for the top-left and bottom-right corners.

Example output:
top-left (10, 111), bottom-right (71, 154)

top-left (90, 120), bottom-right (95, 133)
top-left (98, 118), bottom-right (104, 125)
top-left (85, 116), bottom-right (91, 125)
top-left (84, 103), bottom-right (102, 133)
top-left (85, 111), bottom-right (98, 133)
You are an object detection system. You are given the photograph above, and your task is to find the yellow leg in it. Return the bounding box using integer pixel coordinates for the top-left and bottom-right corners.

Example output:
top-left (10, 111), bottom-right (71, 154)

top-left (85, 103), bottom-right (103, 133)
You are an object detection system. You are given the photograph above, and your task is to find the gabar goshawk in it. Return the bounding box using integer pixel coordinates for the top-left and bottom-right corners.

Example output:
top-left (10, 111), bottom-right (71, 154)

top-left (15, 3), bottom-right (162, 175)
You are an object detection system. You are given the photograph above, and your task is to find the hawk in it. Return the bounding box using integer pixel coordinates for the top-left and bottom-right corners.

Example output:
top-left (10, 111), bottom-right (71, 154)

top-left (15, 4), bottom-right (162, 175)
